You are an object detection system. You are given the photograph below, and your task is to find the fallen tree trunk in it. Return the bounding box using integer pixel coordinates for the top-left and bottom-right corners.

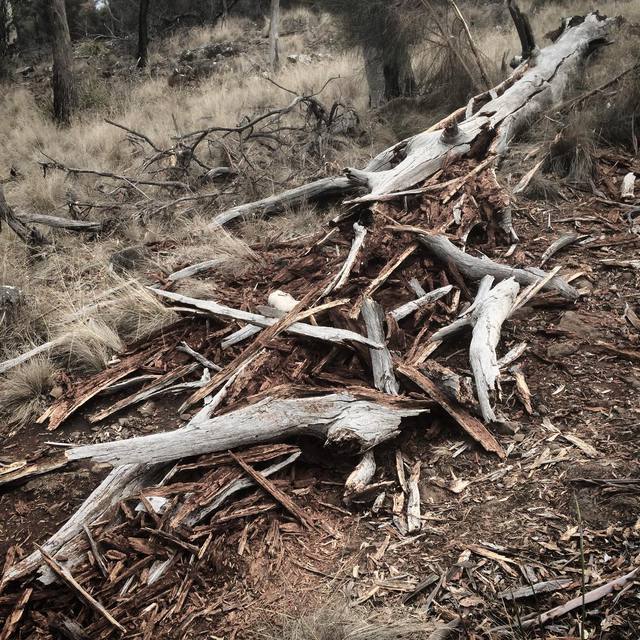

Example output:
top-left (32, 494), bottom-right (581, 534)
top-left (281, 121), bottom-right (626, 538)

top-left (65, 394), bottom-right (427, 466)
top-left (209, 12), bottom-right (611, 224)
top-left (345, 13), bottom-right (611, 200)
top-left (210, 140), bottom-right (405, 226)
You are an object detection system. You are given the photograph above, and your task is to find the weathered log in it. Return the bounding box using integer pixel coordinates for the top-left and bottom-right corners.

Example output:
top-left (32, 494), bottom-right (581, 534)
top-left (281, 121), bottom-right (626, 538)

top-left (166, 258), bottom-right (225, 282)
top-left (16, 212), bottom-right (102, 232)
top-left (395, 229), bottom-right (579, 300)
top-left (346, 13), bottom-right (611, 200)
top-left (151, 288), bottom-right (382, 349)
top-left (65, 394), bottom-right (427, 466)
top-left (210, 140), bottom-right (404, 227)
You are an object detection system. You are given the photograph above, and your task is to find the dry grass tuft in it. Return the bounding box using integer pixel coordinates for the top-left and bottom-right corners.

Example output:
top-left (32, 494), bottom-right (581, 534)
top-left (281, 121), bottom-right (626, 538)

top-left (0, 357), bottom-right (57, 427)
top-left (58, 319), bottom-right (124, 374)
top-left (520, 172), bottom-right (563, 201)
top-left (96, 279), bottom-right (179, 343)
top-left (266, 603), bottom-right (443, 640)
top-left (546, 122), bottom-right (595, 185)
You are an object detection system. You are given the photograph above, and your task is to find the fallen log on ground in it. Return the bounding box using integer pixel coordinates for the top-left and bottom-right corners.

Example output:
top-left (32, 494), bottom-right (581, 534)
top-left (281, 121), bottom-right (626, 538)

top-left (210, 140), bottom-right (404, 226)
top-left (209, 12), bottom-right (612, 223)
top-left (65, 393), bottom-right (427, 466)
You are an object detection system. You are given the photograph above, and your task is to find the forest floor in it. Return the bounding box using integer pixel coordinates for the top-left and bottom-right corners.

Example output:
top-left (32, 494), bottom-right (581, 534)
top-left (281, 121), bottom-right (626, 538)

top-left (1, 3), bottom-right (640, 640)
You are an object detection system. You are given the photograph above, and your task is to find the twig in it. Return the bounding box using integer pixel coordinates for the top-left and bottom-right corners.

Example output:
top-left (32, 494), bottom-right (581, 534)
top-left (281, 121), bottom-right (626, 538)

top-left (448, 0), bottom-right (492, 90)
top-left (38, 152), bottom-right (189, 191)
top-left (229, 451), bottom-right (313, 529)
top-left (37, 546), bottom-right (126, 633)
top-left (104, 118), bottom-right (162, 152)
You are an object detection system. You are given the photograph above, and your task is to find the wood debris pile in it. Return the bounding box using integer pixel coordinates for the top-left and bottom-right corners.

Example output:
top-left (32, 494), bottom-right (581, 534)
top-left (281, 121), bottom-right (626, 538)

top-left (1, 8), bottom-right (640, 639)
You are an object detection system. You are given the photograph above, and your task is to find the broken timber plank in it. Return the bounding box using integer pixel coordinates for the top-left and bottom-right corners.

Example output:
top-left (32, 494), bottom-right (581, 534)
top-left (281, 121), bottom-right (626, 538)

top-left (151, 288), bottom-right (381, 349)
top-left (229, 451), bottom-right (313, 529)
top-left (397, 365), bottom-right (505, 458)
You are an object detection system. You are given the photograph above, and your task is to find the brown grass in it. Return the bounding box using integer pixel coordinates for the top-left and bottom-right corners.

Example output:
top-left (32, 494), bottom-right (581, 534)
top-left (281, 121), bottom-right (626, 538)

top-left (264, 602), bottom-right (445, 640)
top-left (58, 319), bottom-right (124, 374)
top-left (0, 357), bottom-right (57, 428)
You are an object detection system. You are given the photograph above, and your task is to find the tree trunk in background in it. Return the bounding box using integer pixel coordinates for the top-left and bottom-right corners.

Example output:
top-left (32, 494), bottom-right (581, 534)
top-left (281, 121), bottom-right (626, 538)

top-left (269, 0), bottom-right (280, 72)
top-left (49, 0), bottom-right (75, 125)
top-left (137, 0), bottom-right (150, 68)
top-left (363, 14), bottom-right (416, 107)
top-left (0, 0), bottom-right (15, 77)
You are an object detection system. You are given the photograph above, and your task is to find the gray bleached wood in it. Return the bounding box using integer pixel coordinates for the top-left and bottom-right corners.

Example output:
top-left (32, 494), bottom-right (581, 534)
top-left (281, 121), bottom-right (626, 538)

top-left (66, 394), bottom-right (426, 466)
top-left (0, 337), bottom-right (66, 376)
top-left (151, 288), bottom-right (382, 349)
top-left (210, 139), bottom-right (405, 227)
top-left (344, 13), bottom-right (611, 200)
top-left (428, 276), bottom-right (520, 422)
top-left (540, 233), bottom-right (588, 267)
top-left (166, 258), bottom-right (225, 282)
top-left (322, 222), bottom-right (367, 296)
top-left (343, 451), bottom-right (377, 504)
top-left (414, 232), bottom-right (579, 300)
top-left (362, 298), bottom-right (400, 395)
top-left (208, 13), bottom-right (610, 226)
top-left (390, 285), bottom-right (453, 322)
top-left (469, 278), bottom-right (520, 422)
top-left (16, 212), bottom-right (102, 232)
top-left (621, 172), bottom-right (635, 200)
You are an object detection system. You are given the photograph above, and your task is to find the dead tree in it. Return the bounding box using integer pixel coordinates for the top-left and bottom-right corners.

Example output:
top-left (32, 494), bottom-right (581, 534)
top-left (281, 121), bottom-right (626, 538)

top-left (212, 12), bottom-right (613, 227)
top-left (269, 0), bottom-right (280, 71)
top-left (136, 0), bottom-right (150, 69)
top-left (0, 0), bottom-right (15, 76)
top-left (49, 0), bottom-right (76, 125)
